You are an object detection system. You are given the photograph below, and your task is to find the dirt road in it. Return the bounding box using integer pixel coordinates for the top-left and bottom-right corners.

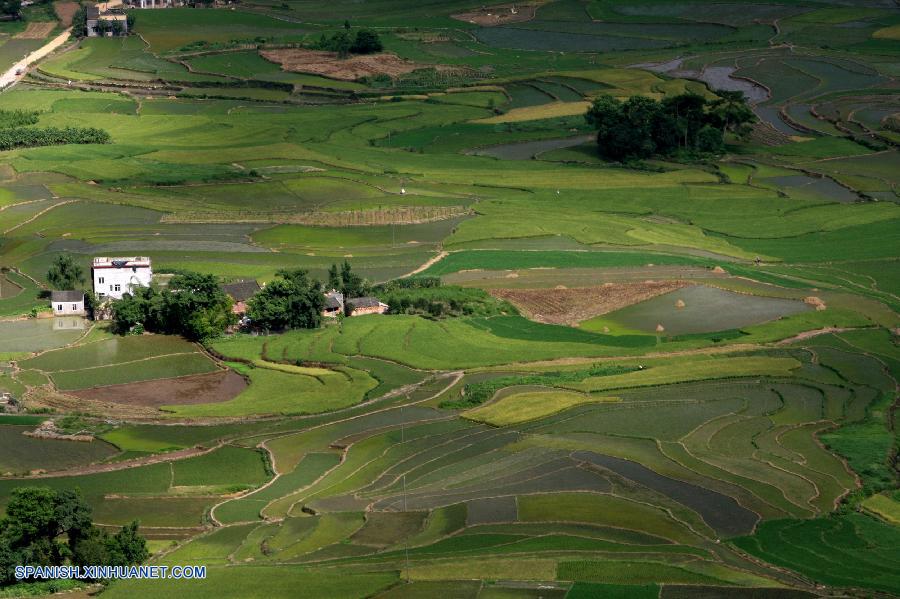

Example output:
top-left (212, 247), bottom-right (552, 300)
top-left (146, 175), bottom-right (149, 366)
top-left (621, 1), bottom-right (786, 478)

top-left (0, 28), bottom-right (71, 90)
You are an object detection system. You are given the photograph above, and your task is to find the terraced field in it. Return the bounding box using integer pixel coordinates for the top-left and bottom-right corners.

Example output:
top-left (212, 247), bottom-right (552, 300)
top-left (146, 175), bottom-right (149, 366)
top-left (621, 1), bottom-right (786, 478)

top-left (0, 0), bottom-right (897, 597)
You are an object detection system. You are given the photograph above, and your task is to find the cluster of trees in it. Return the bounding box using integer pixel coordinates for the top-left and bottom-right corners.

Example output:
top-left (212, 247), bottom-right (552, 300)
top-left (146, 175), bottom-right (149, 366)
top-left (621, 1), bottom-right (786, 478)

top-left (247, 261), bottom-right (374, 329)
top-left (0, 126), bottom-right (110, 151)
top-left (247, 269), bottom-right (324, 332)
top-left (112, 272), bottom-right (235, 341)
top-left (326, 260), bottom-right (369, 300)
top-left (93, 18), bottom-right (129, 37)
top-left (373, 277), bottom-right (513, 319)
top-left (585, 91), bottom-right (755, 162)
top-left (311, 28), bottom-right (383, 58)
top-left (46, 255), bottom-right (84, 291)
top-left (0, 109), bottom-right (39, 129)
top-left (0, 487), bottom-right (148, 587)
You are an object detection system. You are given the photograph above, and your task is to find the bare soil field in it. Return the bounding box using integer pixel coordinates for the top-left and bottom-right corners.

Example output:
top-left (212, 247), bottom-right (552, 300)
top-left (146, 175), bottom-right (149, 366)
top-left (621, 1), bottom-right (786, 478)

top-left (451, 2), bottom-right (543, 27)
top-left (14, 22), bottom-right (55, 40)
top-left (260, 49), bottom-right (435, 81)
top-left (53, 1), bottom-right (78, 27)
top-left (490, 281), bottom-right (691, 325)
top-left (72, 370), bottom-right (246, 408)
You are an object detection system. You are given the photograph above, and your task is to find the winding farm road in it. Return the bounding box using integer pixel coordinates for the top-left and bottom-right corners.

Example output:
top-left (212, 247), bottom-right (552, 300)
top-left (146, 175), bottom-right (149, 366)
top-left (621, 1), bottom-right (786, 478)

top-left (0, 27), bottom-right (72, 90)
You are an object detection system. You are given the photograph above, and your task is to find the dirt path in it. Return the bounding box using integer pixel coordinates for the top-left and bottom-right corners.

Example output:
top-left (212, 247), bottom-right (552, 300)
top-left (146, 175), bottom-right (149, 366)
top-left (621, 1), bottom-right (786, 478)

top-left (775, 326), bottom-right (869, 346)
top-left (401, 251), bottom-right (448, 278)
top-left (0, 28), bottom-right (72, 90)
top-left (3, 199), bottom-right (79, 234)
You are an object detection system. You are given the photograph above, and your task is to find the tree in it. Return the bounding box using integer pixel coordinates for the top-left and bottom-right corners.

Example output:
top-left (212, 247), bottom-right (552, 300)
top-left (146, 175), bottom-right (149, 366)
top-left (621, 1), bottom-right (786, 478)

top-left (697, 124), bottom-right (725, 153)
top-left (72, 6), bottom-right (87, 37)
top-left (343, 19), bottom-right (351, 30)
top-left (331, 31), bottom-right (352, 58)
top-left (248, 269), bottom-right (324, 332)
top-left (586, 91), bottom-right (748, 161)
top-left (47, 254), bottom-right (84, 291)
top-left (111, 271), bottom-right (234, 340)
top-left (0, 487), bottom-right (146, 587)
top-left (661, 92), bottom-right (708, 149)
top-left (327, 263), bottom-right (340, 291)
top-left (0, 0), bottom-right (20, 19)
top-left (708, 90), bottom-right (756, 139)
top-left (350, 29), bottom-right (382, 54)
top-left (107, 521), bottom-right (149, 566)
top-left (339, 260), bottom-right (368, 299)
top-left (585, 95), bottom-right (642, 162)
top-left (110, 19), bottom-right (124, 37)
top-left (160, 272), bottom-right (235, 341)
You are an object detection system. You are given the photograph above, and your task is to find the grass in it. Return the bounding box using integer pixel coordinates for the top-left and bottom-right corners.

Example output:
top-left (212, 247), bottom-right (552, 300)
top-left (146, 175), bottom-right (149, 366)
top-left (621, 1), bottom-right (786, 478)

top-left (518, 493), bottom-right (698, 544)
top-left (99, 423), bottom-right (249, 454)
top-left (163, 362), bottom-right (377, 417)
top-left (558, 561), bottom-right (725, 586)
top-left (732, 514), bottom-right (900, 594)
top-left (0, 7), bottom-right (896, 594)
top-left (475, 102), bottom-right (591, 123)
top-left (463, 390), bottom-right (619, 426)
top-left (862, 494), bottom-right (900, 525)
top-left (50, 353), bottom-right (219, 391)
top-left (408, 558), bottom-right (557, 582)
top-left (172, 445), bottom-right (270, 488)
top-left (422, 250), bottom-right (711, 276)
top-left (564, 357), bottom-right (800, 393)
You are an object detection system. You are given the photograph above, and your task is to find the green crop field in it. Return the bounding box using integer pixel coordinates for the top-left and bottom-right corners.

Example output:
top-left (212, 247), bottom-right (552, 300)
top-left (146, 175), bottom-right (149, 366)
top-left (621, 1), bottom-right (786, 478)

top-left (0, 1), bottom-right (897, 596)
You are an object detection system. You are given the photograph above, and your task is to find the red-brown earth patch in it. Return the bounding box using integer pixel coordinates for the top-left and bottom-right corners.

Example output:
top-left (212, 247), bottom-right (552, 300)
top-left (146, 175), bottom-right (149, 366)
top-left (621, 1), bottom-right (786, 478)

top-left (71, 370), bottom-right (246, 408)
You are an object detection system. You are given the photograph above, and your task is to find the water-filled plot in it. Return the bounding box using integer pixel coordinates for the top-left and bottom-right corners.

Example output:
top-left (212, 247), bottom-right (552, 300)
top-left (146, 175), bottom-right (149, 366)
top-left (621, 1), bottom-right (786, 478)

top-left (597, 285), bottom-right (810, 335)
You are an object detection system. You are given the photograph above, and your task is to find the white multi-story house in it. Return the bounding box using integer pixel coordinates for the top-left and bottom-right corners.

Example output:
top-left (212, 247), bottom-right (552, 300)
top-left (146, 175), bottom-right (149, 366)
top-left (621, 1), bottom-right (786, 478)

top-left (92, 257), bottom-right (152, 300)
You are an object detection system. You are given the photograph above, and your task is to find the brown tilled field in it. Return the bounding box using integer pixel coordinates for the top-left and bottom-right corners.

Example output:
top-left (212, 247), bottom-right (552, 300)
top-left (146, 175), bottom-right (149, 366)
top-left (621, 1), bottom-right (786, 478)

top-left (53, 1), bottom-right (79, 27)
top-left (490, 281), bottom-right (691, 326)
top-left (14, 22), bottom-right (55, 40)
top-left (260, 49), bottom-right (434, 81)
top-left (451, 2), bottom-right (544, 26)
top-left (72, 370), bottom-right (246, 408)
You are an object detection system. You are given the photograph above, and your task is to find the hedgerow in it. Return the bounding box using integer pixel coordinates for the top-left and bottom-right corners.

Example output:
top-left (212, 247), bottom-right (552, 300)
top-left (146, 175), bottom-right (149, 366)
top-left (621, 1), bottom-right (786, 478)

top-left (0, 126), bottom-right (110, 151)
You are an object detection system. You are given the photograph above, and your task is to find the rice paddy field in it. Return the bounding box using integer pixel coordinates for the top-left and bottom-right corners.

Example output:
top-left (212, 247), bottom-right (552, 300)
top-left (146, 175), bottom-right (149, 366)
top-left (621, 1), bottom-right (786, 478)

top-left (0, 0), bottom-right (898, 597)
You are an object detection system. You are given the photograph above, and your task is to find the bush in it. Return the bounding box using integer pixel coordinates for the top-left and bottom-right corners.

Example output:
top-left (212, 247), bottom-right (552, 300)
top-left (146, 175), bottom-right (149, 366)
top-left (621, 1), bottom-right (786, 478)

top-left (0, 109), bottom-right (38, 129)
top-left (372, 281), bottom-right (513, 319)
top-left (0, 127), bottom-right (110, 151)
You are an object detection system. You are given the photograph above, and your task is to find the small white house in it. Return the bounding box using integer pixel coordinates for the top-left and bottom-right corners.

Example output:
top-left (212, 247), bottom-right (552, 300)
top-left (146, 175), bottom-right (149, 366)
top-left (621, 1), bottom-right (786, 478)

top-left (92, 256), bottom-right (152, 300)
top-left (50, 290), bottom-right (85, 316)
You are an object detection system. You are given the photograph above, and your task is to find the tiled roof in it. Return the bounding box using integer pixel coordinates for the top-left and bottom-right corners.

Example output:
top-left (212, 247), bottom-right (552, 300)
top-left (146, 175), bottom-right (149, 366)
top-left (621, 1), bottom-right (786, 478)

top-left (50, 290), bottom-right (85, 302)
top-left (347, 296), bottom-right (384, 309)
top-left (221, 280), bottom-right (261, 302)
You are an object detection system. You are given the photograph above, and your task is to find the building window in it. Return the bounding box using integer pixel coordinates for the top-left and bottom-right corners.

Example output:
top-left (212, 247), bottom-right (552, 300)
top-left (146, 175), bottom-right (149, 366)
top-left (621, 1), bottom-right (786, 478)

top-left (114, 284), bottom-right (121, 292)
top-left (72, 304), bottom-right (78, 310)
top-left (57, 304), bottom-right (62, 311)
top-left (98, 277), bottom-right (104, 284)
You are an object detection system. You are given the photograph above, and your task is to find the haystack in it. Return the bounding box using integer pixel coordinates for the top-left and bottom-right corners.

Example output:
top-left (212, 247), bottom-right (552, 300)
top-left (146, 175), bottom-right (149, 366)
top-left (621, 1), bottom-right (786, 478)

top-left (803, 296), bottom-right (827, 311)
top-left (675, 299), bottom-right (686, 309)
top-left (655, 323), bottom-right (665, 333)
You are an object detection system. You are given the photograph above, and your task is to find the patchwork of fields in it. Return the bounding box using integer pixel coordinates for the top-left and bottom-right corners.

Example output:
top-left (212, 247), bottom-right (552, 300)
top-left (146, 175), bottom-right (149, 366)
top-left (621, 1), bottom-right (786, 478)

top-left (0, 0), bottom-right (898, 597)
